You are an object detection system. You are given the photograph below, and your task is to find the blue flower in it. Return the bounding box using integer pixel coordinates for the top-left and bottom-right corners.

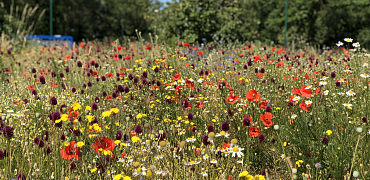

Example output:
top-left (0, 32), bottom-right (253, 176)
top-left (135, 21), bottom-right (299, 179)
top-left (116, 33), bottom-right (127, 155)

top-left (213, 34), bottom-right (217, 37)
top-left (315, 163), bottom-right (321, 169)
top-left (220, 41), bottom-right (224, 44)
top-left (202, 38), bottom-right (206, 41)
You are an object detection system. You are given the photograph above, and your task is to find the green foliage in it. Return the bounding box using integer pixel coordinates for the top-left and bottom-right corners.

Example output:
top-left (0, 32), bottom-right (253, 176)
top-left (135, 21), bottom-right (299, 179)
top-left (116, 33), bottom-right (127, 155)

top-left (145, 0), bottom-right (242, 43)
top-left (1, 0), bottom-right (150, 42)
top-left (147, 0), bottom-right (370, 48)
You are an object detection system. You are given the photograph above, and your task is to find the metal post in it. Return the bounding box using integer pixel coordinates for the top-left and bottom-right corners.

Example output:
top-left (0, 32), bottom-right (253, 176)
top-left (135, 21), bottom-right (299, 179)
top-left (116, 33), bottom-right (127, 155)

top-left (50, 0), bottom-right (53, 35)
top-left (121, 0), bottom-right (124, 43)
top-left (284, 0), bottom-right (288, 48)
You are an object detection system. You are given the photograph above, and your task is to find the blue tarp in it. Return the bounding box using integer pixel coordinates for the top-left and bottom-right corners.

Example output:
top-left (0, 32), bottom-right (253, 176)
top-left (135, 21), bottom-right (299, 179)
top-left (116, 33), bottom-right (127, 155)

top-left (24, 35), bottom-right (73, 48)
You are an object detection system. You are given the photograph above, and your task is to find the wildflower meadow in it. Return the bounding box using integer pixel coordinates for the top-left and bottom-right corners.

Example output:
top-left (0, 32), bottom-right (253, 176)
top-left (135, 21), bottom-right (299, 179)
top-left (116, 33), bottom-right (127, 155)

top-left (0, 35), bottom-right (369, 180)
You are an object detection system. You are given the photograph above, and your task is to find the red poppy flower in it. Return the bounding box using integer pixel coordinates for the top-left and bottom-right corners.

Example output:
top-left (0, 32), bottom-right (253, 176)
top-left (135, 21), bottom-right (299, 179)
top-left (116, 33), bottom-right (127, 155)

top-left (196, 101), bottom-right (204, 108)
top-left (173, 74), bottom-right (181, 81)
top-left (124, 56), bottom-right (131, 60)
top-left (260, 112), bottom-right (273, 122)
top-left (61, 142), bottom-right (81, 159)
top-left (91, 137), bottom-right (115, 154)
top-left (52, 84), bottom-right (59, 89)
top-left (193, 148), bottom-right (202, 154)
top-left (246, 90), bottom-right (261, 102)
top-left (106, 73), bottom-right (114, 78)
top-left (105, 95), bottom-right (112, 100)
top-left (299, 100), bottom-right (311, 112)
top-left (253, 55), bottom-right (262, 62)
top-left (198, 51), bottom-right (203, 55)
top-left (145, 46), bottom-right (151, 50)
top-left (183, 42), bottom-right (190, 47)
top-left (117, 46), bottom-right (123, 51)
top-left (113, 54), bottom-right (120, 61)
top-left (226, 91), bottom-right (239, 104)
top-left (121, 151), bottom-right (127, 159)
top-left (316, 87), bottom-right (323, 95)
top-left (259, 101), bottom-right (268, 109)
top-left (70, 111), bottom-right (80, 120)
top-left (92, 71), bottom-right (98, 77)
top-left (185, 80), bottom-right (195, 90)
top-left (249, 125), bottom-right (261, 137)
top-left (26, 85), bottom-right (35, 90)
top-left (299, 86), bottom-right (313, 97)
top-left (276, 62), bottom-right (284, 67)
top-left (219, 142), bottom-right (230, 150)
top-left (174, 85), bottom-right (184, 94)
top-left (64, 56), bottom-right (71, 60)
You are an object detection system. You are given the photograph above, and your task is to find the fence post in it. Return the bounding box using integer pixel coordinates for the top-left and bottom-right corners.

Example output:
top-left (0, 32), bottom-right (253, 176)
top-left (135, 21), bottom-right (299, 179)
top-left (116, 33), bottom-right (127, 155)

top-left (284, 0), bottom-right (288, 48)
top-left (50, 0), bottom-right (53, 35)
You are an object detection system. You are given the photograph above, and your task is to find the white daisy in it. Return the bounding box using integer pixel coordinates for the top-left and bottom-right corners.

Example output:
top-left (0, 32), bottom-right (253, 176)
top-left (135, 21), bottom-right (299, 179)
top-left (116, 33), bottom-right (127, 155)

top-left (292, 96), bottom-right (301, 102)
top-left (215, 131), bottom-right (230, 138)
top-left (344, 69), bottom-right (351, 73)
top-left (203, 154), bottom-right (209, 160)
top-left (155, 170), bottom-right (162, 175)
top-left (337, 92), bottom-right (345, 95)
top-left (200, 171), bottom-right (208, 177)
top-left (360, 73), bottom-right (369, 78)
top-left (336, 41), bottom-right (343, 47)
top-left (363, 63), bottom-right (368, 67)
top-left (344, 38), bottom-right (353, 43)
top-left (352, 42), bottom-right (360, 48)
top-left (321, 76), bottom-right (329, 80)
top-left (237, 160), bottom-right (243, 164)
top-left (305, 100), bottom-right (312, 105)
top-left (346, 90), bottom-right (356, 96)
top-left (343, 103), bottom-right (352, 107)
top-left (210, 159), bottom-right (217, 164)
top-left (227, 146), bottom-right (244, 158)
top-left (305, 85), bottom-right (312, 89)
top-left (319, 81), bottom-right (327, 86)
top-left (323, 90), bottom-right (329, 95)
top-left (338, 78), bottom-right (346, 83)
top-left (281, 154), bottom-right (286, 159)
top-left (291, 114), bottom-right (297, 119)
top-left (197, 78), bottom-right (204, 83)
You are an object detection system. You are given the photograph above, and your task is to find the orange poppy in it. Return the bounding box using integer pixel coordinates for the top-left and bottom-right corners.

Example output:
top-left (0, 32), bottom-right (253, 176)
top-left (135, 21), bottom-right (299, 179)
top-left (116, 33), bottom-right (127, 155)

top-left (226, 91), bottom-right (239, 104)
top-left (173, 74), bottom-right (181, 81)
top-left (299, 100), bottom-right (311, 112)
top-left (249, 125), bottom-right (261, 137)
top-left (61, 142), bottom-right (81, 159)
top-left (219, 142), bottom-right (230, 150)
top-left (246, 90), bottom-right (261, 102)
top-left (276, 61), bottom-right (284, 67)
top-left (91, 137), bottom-right (115, 154)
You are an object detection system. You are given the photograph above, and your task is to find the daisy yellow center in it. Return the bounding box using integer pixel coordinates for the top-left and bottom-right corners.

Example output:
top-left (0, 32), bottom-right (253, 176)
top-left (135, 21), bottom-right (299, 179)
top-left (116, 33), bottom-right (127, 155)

top-left (220, 131), bottom-right (226, 136)
top-left (364, 74), bottom-right (367, 76)
top-left (189, 161), bottom-right (195, 165)
top-left (232, 146), bottom-right (239, 152)
top-left (349, 91), bottom-right (353, 94)
top-left (137, 168), bottom-right (142, 173)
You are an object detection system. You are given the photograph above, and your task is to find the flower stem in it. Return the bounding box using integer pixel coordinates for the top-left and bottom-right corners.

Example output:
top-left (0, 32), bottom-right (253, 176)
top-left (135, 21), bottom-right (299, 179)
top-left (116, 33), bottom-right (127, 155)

top-left (349, 134), bottom-right (361, 179)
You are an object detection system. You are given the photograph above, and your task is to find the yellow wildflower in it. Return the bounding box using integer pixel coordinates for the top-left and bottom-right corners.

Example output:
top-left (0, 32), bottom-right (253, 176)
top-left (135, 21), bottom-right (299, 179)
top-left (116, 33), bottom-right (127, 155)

top-left (76, 141), bottom-right (85, 147)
